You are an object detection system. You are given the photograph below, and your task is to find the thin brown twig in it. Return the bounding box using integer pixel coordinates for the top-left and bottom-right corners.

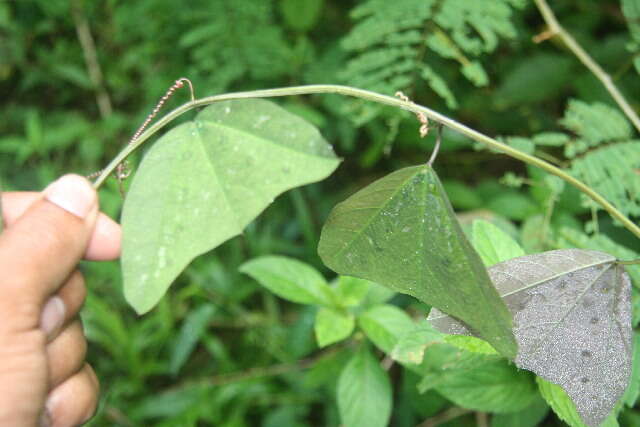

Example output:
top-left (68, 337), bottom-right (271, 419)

top-left (70, 0), bottom-right (112, 118)
top-left (475, 412), bottom-right (489, 427)
top-left (164, 344), bottom-right (343, 394)
top-left (417, 407), bottom-right (472, 427)
top-left (533, 0), bottom-right (640, 133)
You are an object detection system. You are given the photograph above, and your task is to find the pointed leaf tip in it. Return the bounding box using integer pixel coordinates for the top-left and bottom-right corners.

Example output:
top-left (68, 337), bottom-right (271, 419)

top-left (318, 165), bottom-right (517, 359)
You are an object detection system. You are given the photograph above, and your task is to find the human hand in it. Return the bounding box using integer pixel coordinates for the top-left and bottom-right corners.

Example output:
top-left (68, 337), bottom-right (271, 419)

top-left (0, 175), bottom-right (121, 426)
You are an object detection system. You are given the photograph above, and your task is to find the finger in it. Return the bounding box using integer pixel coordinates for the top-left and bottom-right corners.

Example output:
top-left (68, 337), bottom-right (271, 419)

top-left (43, 271), bottom-right (87, 341)
top-left (46, 320), bottom-right (86, 388)
top-left (1, 191), bottom-right (121, 261)
top-left (0, 175), bottom-right (97, 330)
top-left (46, 363), bottom-right (99, 427)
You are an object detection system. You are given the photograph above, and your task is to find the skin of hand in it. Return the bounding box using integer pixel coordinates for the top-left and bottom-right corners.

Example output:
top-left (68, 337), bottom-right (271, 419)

top-left (0, 174), bottom-right (121, 426)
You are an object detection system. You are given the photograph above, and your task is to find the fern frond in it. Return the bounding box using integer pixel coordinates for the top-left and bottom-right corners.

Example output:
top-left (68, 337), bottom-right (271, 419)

top-left (570, 141), bottom-right (640, 217)
top-left (178, 1), bottom-right (292, 92)
top-left (621, 0), bottom-right (640, 74)
top-left (560, 99), bottom-right (632, 157)
top-left (340, 0), bottom-right (522, 111)
top-left (508, 99), bottom-right (639, 219)
top-left (558, 227), bottom-right (640, 287)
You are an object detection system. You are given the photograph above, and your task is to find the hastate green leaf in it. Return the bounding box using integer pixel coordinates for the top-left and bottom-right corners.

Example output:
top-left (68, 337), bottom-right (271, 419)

top-left (337, 346), bottom-right (392, 427)
top-left (240, 256), bottom-right (334, 306)
top-left (471, 219), bottom-right (525, 267)
top-left (318, 165), bottom-right (517, 359)
top-left (429, 249), bottom-right (633, 427)
top-left (122, 99), bottom-right (340, 314)
top-left (315, 307), bottom-right (355, 347)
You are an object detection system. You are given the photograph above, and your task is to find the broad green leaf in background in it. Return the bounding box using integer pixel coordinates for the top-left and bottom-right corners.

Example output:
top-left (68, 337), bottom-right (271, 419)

top-left (280, 0), bottom-right (324, 32)
top-left (358, 304), bottom-right (415, 354)
top-left (314, 307), bottom-right (354, 347)
top-left (337, 346), bottom-right (392, 427)
top-left (490, 395), bottom-right (549, 427)
top-left (240, 256), bottom-right (335, 306)
top-left (622, 333), bottom-right (640, 408)
top-left (334, 276), bottom-right (372, 307)
top-left (360, 282), bottom-right (396, 307)
top-left (391, 319), bottom-right (443, 364)
top-left (537, 378), bottom-right (619, 427)
top-left (429, 249), bottom-right (633, 427)
top-left (169, 304), bottom-right (216, 375)
top-left (443, 335), bottom-right (498, 355)
top-left (471, 219), bottom-right (525, 266)
top-left (318, 165), bottom-right (518, 358)
top-left (419, 353), bottom-right (538, 413)
top-left (122, 100), bottom-right (340, 314)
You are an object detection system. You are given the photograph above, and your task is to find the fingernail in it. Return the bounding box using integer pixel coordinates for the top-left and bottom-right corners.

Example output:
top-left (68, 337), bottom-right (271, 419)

top-left (44, 174), bottom-right (96, 219)
top-left (40, 296), bottom-right (65, 338)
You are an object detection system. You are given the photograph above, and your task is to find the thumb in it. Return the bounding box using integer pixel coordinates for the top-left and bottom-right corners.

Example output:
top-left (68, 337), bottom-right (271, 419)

top-left (0, 175), bottom-right (98, 331)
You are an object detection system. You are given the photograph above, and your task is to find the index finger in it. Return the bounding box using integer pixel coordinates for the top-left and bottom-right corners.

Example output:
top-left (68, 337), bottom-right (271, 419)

top-left (2, 191), bottom-right (121, 261)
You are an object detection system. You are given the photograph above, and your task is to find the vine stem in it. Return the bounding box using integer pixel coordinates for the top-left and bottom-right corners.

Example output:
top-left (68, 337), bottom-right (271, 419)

top-left (92, 84), bottom-right (640, 241)
top-left (533, 0), bottom-right (640, 133)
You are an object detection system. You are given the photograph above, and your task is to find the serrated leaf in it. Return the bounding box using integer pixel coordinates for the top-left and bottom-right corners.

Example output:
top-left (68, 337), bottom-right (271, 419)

top-left (420, 353), bottom-right (538, 413)
top-left (169, 304), bottom-right (216, 375)
top-left (318, 165), bottom-right (517, 359)
top-left (429, 249), bottom-right (633, 427)
top-left (314, 307), bottom-right (355, 347)
top-left (240, 256), bottom-right (334, 306)
top-left (536, 378), bottom-right (619, 427)
top-left (358, 304), bottom-right (415, 354)
top-left (121, 99), bottom-right (340, 313)
top-left (391, 319), bottom-right (443, 364)
top-left (337, 346), bottom-right (392, 427)
top-left (471, 219), bottom-right (525, 266)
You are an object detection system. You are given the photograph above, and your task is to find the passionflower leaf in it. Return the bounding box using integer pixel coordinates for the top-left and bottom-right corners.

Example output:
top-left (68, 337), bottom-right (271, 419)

top-left (122, 99), bottom-right (340, 314)
top-left (428, 249), bottom-right (633, 427)
top-left (318, 165), bottom-right (518, 359)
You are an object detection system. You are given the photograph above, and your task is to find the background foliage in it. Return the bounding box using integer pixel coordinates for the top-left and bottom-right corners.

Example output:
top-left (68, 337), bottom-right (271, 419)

top-left (1, 0), bottom-right (639, 425)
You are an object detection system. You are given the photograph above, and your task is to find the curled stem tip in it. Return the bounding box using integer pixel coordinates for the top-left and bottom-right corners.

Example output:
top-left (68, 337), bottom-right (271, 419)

top-left (427, 124), bottom-right (443, 167)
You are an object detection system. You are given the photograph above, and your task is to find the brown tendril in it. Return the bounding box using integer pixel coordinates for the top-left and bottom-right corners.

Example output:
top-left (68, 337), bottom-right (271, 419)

top-left (87, 78), bottom-right (195, 195)
top-left (395, 91), bottom-right (429, 138)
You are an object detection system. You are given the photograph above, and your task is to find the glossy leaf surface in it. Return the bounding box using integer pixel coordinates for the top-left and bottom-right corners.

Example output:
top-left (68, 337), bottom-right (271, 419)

top-left (429, 249), bottom-right (633, 427)
top-left (122, 99), bottom-right (340, 313)
top-left (318, 165), bottom-right (517, 358)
